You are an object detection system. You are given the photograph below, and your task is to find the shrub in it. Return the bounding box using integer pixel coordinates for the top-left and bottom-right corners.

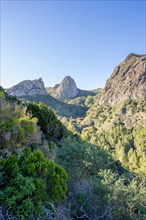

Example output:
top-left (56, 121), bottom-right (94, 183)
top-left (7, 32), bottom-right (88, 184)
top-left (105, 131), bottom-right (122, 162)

top-left (27, 102), bottom-right (64, 139)
top-left (0, 148), bottom-right (68, 219)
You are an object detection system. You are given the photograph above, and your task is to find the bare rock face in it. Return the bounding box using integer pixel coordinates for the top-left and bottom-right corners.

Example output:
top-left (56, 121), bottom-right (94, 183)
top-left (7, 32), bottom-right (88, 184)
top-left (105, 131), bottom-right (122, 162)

top-left (98, 53), bottom-right (146, 105)
top-left (54, 76), bottom-right (78, 99)
top-left (6, 78), bottom-right (48, 96)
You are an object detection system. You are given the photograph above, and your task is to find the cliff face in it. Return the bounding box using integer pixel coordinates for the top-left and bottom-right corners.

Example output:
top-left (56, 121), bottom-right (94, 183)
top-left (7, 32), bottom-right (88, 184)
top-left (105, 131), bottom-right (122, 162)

top-left (54, 76), bottom-right (78, 99)
top-left (98, 53), bottom-right (146, 105)
top-left (6, 78), bottom-right (48, 96)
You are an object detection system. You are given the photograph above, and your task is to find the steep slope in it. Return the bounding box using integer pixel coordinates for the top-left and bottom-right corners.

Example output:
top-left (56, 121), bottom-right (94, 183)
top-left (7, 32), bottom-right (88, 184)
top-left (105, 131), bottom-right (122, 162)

top-left (98, 53), bottom-right (146, 105)
top-left (6, 78), bottom-right (48, 96)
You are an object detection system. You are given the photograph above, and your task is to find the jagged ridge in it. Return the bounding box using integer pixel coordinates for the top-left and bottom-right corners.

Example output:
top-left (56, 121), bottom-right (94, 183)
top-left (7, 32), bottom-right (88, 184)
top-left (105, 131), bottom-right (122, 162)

top-left (6, 78), bottom-right (48, 96)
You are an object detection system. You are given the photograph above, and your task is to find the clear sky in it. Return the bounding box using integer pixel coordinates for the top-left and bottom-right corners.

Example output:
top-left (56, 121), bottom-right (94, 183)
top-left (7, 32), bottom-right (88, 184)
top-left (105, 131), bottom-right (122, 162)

top-left (1, 0), bottom-right (145, 90)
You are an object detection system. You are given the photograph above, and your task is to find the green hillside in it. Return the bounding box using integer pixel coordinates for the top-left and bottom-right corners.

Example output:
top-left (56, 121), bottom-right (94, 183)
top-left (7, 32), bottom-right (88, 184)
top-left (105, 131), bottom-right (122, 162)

top-left (0, 85), bottom-right (146, 220)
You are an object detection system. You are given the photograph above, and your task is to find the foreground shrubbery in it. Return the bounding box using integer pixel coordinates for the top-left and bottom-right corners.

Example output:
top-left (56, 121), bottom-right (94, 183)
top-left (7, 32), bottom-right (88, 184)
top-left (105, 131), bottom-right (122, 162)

top-left (0, 148), bottom-right (68, 219)
top-left (0, 89), bottom-right (68, 219)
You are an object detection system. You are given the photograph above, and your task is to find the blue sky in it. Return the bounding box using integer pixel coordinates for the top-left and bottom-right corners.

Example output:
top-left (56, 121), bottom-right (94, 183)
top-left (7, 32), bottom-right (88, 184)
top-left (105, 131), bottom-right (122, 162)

top-left (1, 0), bottom-right (145, 90)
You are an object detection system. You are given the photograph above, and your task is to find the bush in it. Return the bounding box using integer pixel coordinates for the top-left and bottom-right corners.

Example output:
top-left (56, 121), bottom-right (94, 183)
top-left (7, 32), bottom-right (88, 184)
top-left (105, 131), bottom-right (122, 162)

top-left (27, 102), bottom-right (64, 139)
top-left (0, 148), bottom-right (68, 219)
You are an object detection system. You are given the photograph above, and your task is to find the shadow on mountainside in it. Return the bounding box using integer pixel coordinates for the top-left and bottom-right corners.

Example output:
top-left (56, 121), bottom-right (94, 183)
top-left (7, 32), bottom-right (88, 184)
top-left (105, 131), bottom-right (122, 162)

top-left (20, 94), bottom-right (88, 118)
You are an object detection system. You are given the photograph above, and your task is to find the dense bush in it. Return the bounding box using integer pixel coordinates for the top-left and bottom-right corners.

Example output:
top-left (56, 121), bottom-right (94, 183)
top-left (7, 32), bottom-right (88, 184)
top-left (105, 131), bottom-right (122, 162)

top-left (27, 102), bottom-right (64, 139)
top-left (0, 91), bottom-right (68, 219)
top-left (0, 148), bottom-right (68, 219)
top-left (0, 92), bottom-right (41, 154)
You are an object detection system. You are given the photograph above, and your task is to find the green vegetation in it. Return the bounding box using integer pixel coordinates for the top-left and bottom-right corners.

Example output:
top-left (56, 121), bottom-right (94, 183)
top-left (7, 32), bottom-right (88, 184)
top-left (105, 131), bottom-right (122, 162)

top-left (56, 136), bottom-right (146, 220)
top-left (0, 148), bottom-right (67, 219)
top-left (81, 99), bottom-right (146, 176)
top-left (0, 103), bottom-right (41, 153)
top-left (0, 86), bottom-right (145, 219)
top-left (27, 102), bottom-right (64, 139)
top-left (0, 88), bottom-right (68, 219)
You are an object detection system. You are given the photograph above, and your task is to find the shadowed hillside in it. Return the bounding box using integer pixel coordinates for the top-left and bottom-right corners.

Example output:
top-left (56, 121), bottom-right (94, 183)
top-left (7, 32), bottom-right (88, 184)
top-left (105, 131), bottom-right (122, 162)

top-left (20, 94), bottom-right (88, 118)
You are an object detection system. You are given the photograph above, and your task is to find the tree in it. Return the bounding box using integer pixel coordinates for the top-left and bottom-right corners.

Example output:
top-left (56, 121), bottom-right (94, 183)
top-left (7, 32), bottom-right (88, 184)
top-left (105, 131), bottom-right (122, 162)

top-left (27, 102), bottom-right (64, 139)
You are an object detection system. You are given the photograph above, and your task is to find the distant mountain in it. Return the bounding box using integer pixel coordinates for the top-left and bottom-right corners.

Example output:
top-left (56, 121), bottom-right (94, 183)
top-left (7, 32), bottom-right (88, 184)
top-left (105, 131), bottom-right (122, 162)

top-left (6, 75), bottom-right (98, 100)
top-left (6, 78), bottom-right (48, 96)
top-left (47, 76), bottom-right (96, 99)
top-left (5, 76), bottom-right (96, 118)
top-left (54, 76), bottom-right (78, 99)
top-left (98, 53), bottom-right (146, 105)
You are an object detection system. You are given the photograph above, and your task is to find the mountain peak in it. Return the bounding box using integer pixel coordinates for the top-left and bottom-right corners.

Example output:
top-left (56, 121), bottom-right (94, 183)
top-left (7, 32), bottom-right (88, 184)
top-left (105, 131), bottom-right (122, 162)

top-left (61, 76), bottom-right (76, 85)
top-left (54, 76), bottom-right (78, 99)
top-left (63, 75), bottom-right (73, 80)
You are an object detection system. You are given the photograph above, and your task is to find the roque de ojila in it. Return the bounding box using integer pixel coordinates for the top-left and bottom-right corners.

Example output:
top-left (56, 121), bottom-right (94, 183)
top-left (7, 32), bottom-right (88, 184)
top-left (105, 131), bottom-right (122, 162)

top-left (1, 52), bottom-right (146, 220)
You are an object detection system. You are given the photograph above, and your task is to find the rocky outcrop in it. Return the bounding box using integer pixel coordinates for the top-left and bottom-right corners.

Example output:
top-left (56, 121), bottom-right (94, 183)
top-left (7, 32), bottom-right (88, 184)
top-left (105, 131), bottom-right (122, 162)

top-left (54, 76), bottom-right (78, 99)
top-left (6, 78), bottom-right (48, 96)
top-left (98, 53), bottom-right (146, 105)
top-left (47, 76), bottom-right (96, 99)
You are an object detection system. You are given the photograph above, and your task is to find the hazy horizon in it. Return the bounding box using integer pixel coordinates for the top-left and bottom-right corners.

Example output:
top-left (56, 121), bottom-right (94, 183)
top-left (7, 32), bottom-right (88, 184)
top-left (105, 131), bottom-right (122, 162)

top-left (1, 0), bottom-right (145, 90)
